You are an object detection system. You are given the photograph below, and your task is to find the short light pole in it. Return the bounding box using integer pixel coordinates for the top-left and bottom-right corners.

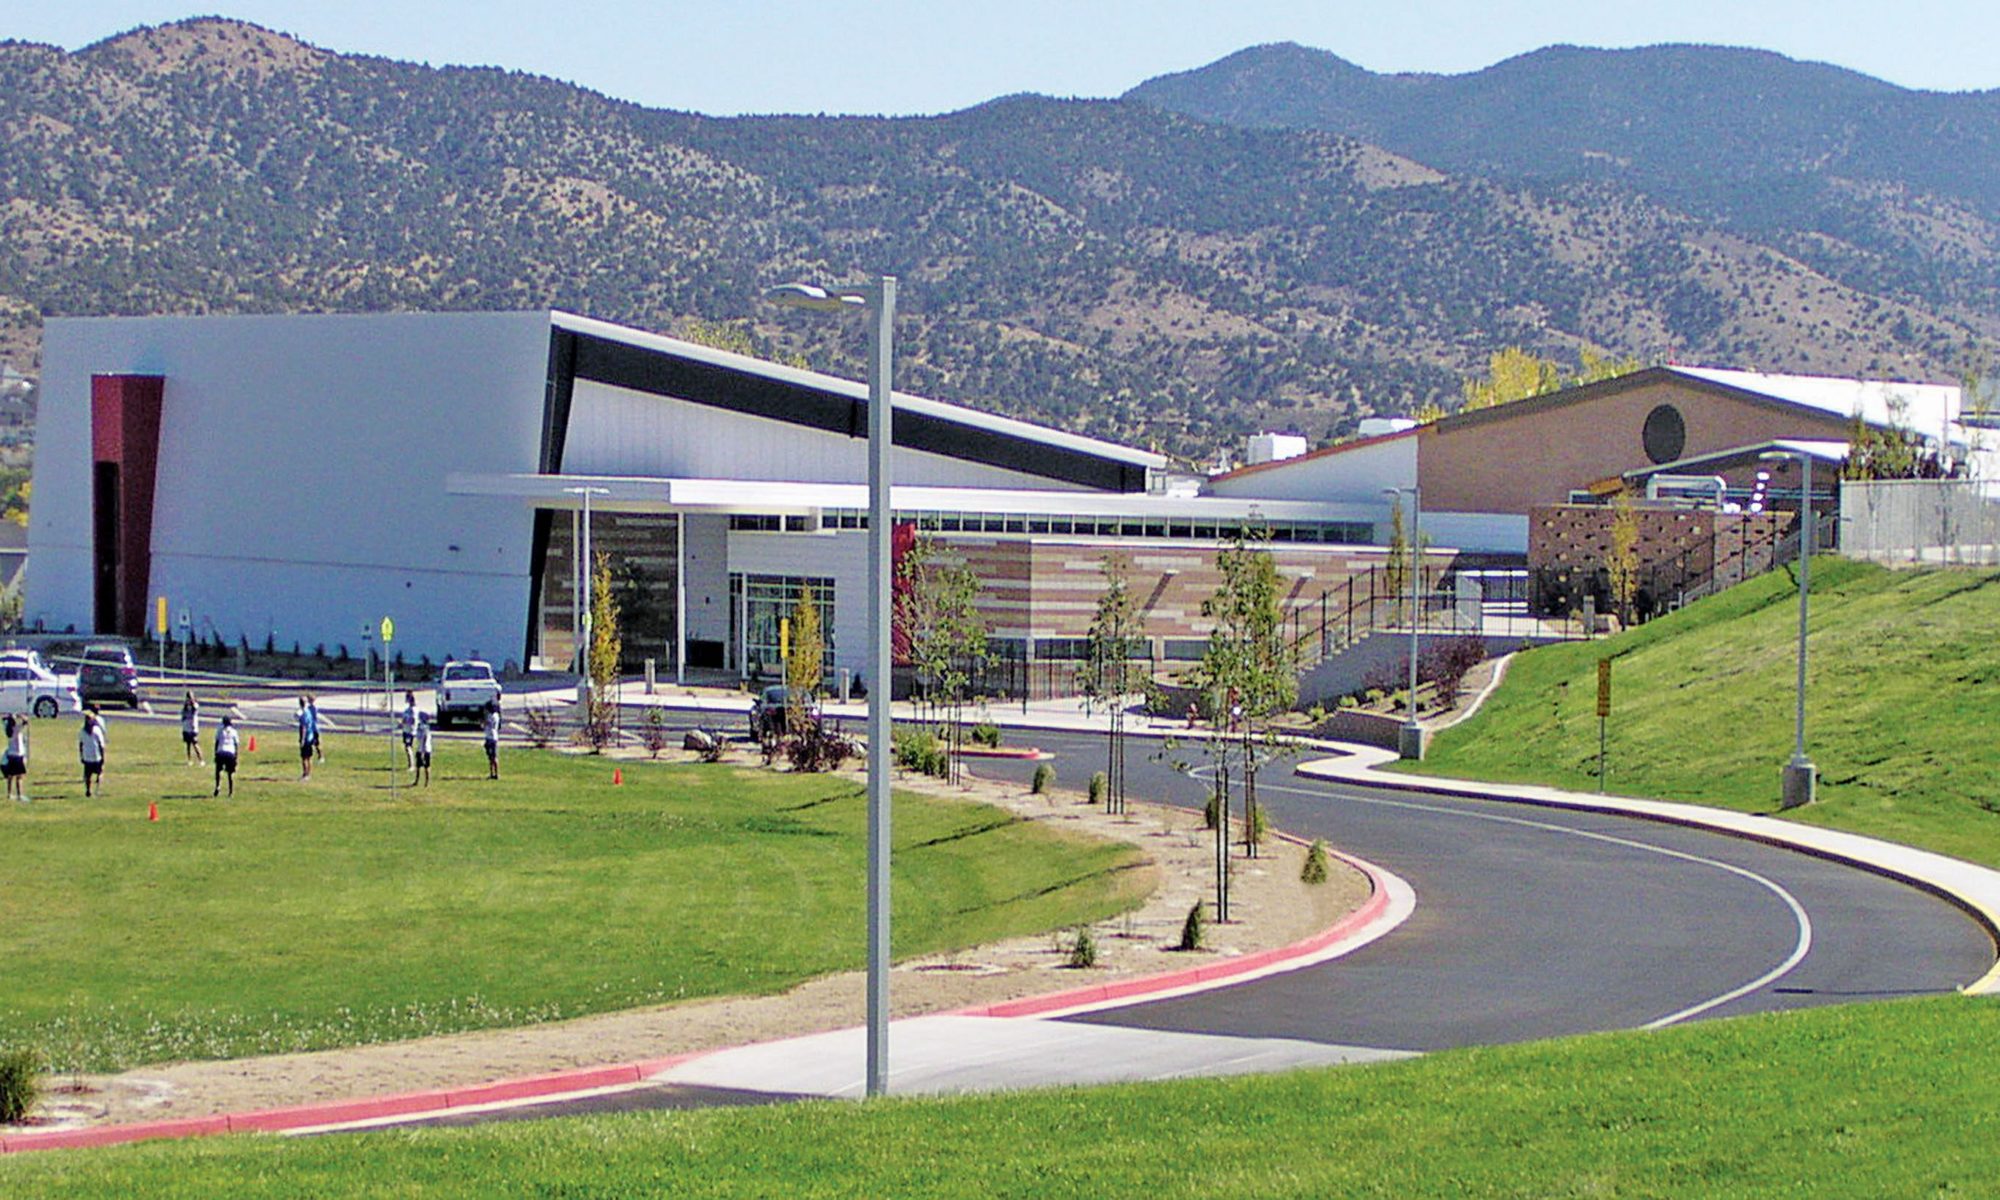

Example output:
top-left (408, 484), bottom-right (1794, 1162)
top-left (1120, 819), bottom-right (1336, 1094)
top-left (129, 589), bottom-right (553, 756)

top-left (1759, 451), bottom-right (1816, 808)
top-left (1382, 486), bottom-right (1424, 760)
top-left (768, 276), bottom-right (897, 1097)
top-left (564, 486), bottom-right (609, 705)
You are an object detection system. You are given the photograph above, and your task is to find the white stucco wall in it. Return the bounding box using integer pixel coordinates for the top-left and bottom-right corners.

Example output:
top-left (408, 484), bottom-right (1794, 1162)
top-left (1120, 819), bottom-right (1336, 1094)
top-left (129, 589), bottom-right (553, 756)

top-left (563, 380), bottom-right (1091, 491)
top-left (29, 312), bottom-right (552, 662)
top-left (1207, 434), bottom-right (1418, 504)
top-left (725, 528), bottom-right (871, 679)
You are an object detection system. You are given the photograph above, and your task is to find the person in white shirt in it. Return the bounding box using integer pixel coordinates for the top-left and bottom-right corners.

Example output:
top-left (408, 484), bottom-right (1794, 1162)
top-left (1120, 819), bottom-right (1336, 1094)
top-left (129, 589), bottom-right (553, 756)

top-left (78, 707), bottom-right (107, 797)
top-left (399, 691), bottom-right (418, 770)
top-left (214, 716), bottom-right (241, 796)
top-left (4, 713), bottom-right (28, 801)
top-left (482, 701), bottom-right (501, 780)
top-left (180, 692), bottom-right (203, 764)
top-left (413, 712), bottom-right (434, 786)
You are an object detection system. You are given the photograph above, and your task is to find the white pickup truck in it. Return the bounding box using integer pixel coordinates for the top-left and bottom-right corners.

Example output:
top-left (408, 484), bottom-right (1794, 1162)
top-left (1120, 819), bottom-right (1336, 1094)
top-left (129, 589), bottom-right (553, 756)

top-left (435, 659), bottom-right (501, 728)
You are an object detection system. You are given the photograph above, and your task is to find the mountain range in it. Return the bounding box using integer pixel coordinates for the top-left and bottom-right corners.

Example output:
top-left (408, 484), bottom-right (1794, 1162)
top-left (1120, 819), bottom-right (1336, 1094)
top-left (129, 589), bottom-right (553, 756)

top-left (0, 21), bottom-right (1994, 463)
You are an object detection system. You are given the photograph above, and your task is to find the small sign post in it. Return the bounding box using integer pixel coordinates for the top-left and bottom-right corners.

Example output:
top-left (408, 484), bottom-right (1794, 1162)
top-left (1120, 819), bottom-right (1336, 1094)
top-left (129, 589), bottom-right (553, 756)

top-left (177, 609), bottom-right (190, 675)
top-left (1596, 657), bottom-right (1612, 793)
top-left (155, 596), bottom-right (169, 682)
top-left (381, 617), bottom-right (396, 791)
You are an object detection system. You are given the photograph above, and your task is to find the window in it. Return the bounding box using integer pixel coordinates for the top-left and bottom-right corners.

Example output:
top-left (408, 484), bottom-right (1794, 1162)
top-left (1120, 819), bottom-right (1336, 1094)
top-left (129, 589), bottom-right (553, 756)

top-left (730, 574), bottom-right (837, 678)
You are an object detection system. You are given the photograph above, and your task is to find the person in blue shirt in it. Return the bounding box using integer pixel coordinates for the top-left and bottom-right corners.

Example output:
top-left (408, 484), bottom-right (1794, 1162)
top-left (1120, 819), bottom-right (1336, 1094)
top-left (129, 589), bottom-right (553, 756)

top-left (297, 696), bottom-right (318, 780)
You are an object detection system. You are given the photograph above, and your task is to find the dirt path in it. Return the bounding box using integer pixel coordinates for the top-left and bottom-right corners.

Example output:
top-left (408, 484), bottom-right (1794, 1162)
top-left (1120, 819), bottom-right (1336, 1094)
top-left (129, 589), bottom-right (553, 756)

top-left (40, 759), bottom-right (1368, 1128)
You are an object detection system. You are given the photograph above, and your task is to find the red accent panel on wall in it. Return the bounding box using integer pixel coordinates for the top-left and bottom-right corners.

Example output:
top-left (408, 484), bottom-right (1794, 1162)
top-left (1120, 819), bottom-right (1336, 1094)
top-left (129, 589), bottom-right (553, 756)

top-left (90, 375), bottom-right (165, 637)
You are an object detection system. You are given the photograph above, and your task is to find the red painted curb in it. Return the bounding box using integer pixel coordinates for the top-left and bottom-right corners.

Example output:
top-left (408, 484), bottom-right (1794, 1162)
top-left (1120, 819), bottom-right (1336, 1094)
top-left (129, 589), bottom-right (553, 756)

top-left (0, 832), bottom-right (1392, 1154)
top-left (955, 745), bottom-right (1046, 760)
top-left (0, 1054), bottom-right (705, 1155)
top-left (955, 839), bottom-right (1395, 1020)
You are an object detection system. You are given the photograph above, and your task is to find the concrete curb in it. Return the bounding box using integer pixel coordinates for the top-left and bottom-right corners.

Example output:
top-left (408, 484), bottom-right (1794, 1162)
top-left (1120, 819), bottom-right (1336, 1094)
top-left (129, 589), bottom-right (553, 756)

top-left (955, 839), bottom-right (1414, 1021)
top-left (1296, 748), bottom-right (2000, 996)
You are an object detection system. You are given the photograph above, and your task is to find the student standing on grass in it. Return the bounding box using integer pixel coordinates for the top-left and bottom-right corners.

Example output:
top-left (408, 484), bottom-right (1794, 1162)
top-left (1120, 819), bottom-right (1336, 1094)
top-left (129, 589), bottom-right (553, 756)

top-left (78, 706), bottom-right (107, 797)
top-left (213, 716), bottom-right (240, 797)
top-left (482, 700), bottom-right (501, 780)
top-left (399, 690), bottom-right (418, 769)
top-left (296, 696), bottom-right (317, 780)
top-left (4, 713), bottom-right (27, 801)
top-left (308, 695), bottom-right (325, 763)
top-left (180, 692), bottom-right (203, 764)
top-left (413, 711), bottom-right (434, 786)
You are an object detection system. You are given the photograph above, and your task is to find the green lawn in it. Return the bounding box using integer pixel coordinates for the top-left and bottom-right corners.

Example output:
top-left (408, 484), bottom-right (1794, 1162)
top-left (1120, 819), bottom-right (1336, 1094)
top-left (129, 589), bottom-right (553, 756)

top-left (1409, 559), bottom-right (2000, 866)
top-left (0, 723), bottom-right (1147, 1071)
top-left (6, 994), bottom-right (1997, 1197)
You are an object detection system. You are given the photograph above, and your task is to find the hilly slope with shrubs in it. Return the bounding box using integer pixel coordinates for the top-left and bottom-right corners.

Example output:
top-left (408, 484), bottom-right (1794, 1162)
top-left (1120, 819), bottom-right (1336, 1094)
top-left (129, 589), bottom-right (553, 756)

top-left (0, 20), bottom-right (1991, 462)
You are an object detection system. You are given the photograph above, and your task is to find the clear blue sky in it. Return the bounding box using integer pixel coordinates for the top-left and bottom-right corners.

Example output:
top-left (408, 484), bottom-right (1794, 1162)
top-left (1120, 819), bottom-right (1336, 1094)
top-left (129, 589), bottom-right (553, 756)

top-left (10, 1), bottom-right (1998, 115)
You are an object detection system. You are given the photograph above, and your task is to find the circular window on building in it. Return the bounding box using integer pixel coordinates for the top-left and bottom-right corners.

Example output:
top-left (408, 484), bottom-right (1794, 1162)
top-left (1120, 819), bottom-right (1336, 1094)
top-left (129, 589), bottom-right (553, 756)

top-left (1643, 403), bottom-right (1686, 464)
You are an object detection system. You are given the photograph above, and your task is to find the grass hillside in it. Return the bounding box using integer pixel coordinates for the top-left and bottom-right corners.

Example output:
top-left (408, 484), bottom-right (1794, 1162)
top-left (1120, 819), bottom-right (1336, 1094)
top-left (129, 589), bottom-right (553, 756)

top-left (6, 994), bottom-right (1997, 1196)
top-left (1411, 559), bottom-right (2000, 866)
top-left (0, 724), bottom-right (1146, 1071)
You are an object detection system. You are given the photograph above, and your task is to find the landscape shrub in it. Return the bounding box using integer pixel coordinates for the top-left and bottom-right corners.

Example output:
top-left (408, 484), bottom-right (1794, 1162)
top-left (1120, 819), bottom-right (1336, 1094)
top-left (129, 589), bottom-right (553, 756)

top-left (1203, 788), bottom-right (1222, 829)
top-left (522, 704), bottom-right (562, 749)
top-left (1178, 902), bottom-right (1206, 951)
top-left (1088, 771), bottom-right (1107, 805)
top-left (1419, 635), bottom-right (1489, 708)
top-left (0, 1046), bottom-right (44, 1124)
top-left (892, 729), bottom-right (949, 778)
top-left (1031, 763), bottom-right (1055, 794)
top-left (783, 720), bottom-right (858, 773)
top-left (1246, 800), bottom-right (1267, 847)
top-left (1301, 839), bottom-right (1330, 885)
top-left (969, 721), bottom-right (1001, 748)
top-left (1067, 926), bottom-right (1098, 968)
top-left (640, 706), bottom-right (669, 758)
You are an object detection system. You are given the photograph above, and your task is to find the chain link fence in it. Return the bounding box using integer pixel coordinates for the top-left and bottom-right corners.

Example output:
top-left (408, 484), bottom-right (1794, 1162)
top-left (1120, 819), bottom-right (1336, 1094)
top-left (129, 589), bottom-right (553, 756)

top-left (1840, 478), bottom-right (2000, 566)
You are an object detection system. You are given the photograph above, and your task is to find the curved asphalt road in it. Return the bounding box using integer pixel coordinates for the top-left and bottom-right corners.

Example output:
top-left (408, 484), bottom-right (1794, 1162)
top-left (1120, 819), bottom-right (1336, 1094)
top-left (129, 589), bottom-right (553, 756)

top-left (966, 728), bottom-right (1994, 1051)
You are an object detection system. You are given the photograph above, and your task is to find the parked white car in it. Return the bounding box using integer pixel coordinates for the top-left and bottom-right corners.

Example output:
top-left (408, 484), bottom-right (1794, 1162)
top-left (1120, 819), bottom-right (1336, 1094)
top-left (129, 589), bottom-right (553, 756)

top-left (435, 659), bottom-right (501, 728)
top-left (0, 650), bottom-right (84, 718)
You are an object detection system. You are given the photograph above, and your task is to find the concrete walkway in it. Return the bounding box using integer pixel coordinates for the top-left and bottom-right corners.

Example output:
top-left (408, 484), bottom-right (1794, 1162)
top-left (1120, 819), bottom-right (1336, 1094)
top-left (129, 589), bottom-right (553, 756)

top-left (656, 1015), bottom-right (1409, 1099)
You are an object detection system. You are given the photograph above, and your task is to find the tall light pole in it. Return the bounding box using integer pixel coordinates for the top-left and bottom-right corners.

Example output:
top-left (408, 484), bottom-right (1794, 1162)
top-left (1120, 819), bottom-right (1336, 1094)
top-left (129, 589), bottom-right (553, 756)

top-left (767, 277), bottom-right (896, 1097)
top-left (1759, 451), bottom-right (1816, 808)
top-left (1382, 486), bottom-right (1424, 760)
top-left (563, 486), bottom-right (609, 703)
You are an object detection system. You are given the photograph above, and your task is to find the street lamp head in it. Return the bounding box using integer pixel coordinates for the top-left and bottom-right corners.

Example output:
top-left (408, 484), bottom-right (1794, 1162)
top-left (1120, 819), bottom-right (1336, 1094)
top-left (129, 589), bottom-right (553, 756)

top-left (1758, 450), bottom-right (1802, 467)
top-left (765, 283), bottom-right (870, 313)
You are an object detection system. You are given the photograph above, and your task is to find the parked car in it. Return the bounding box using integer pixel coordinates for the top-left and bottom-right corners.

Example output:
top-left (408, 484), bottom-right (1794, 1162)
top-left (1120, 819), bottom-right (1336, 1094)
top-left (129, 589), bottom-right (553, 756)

top-left (0, 651), bottom-right (83, 719)
top-left (749, 684), bottom-right (803, 741)
top-left (435, 659), bottom-right (502, 728)
top-left (78, 643), bottom-right (142, 708)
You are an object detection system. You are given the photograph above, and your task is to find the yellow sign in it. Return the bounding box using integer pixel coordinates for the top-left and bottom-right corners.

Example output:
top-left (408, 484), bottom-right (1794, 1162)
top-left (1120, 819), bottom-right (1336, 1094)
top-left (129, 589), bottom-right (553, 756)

top-left (780, 617), bottom-right (791, 662)
top-left (156, 596), bottom-right (169, 637)
top-left (380, 617), bottom-right (395, 644)
top-left (1596, 658), bottom-right (1612, 718)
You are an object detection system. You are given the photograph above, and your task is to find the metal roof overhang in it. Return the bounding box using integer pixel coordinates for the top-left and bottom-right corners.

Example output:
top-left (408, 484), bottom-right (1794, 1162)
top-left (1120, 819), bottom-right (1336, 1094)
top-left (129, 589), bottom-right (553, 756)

top-left (545, 313), bottom-right (1166, 493)
top-left (448, 473), bottom-right (1383, 524)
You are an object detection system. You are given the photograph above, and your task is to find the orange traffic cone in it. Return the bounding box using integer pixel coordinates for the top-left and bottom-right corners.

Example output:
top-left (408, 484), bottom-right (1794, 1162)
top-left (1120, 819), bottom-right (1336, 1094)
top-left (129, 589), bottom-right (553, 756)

top-left (248, 734), bottom-right (257, 753)
top-left (148, 801), bottom-right (158, 822)
top-left (612, 767), bottom-right (624, 786)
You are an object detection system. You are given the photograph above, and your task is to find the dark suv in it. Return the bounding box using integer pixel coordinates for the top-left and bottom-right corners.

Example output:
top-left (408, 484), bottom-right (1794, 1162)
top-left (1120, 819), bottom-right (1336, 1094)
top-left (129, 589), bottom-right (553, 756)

top-left (749, 685), bottom-right (800, 741)
top-left (79, 643), bottom-right (141, 708)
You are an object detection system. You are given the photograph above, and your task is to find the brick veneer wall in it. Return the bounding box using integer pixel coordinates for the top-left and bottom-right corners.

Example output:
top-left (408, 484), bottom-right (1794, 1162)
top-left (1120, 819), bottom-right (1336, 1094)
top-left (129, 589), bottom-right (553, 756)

top-left (1528, 503), bottom-right (1792, 618)
top-left (939, 536), bottom-right (1453, 656)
